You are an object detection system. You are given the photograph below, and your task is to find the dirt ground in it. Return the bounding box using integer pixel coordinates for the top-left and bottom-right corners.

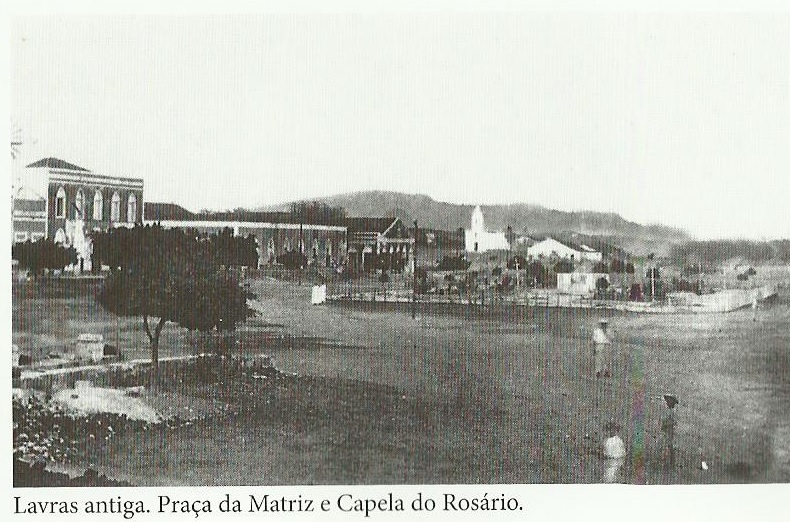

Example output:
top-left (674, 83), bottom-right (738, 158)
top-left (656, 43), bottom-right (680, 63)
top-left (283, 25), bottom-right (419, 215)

top-left (11, 275), bottom-right (790, 485)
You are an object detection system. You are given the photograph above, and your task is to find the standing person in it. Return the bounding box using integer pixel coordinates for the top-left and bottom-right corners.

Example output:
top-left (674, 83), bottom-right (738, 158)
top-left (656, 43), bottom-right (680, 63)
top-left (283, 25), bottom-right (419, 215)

top-left (593, 319), bottom-right (612, 378)
top-left (661, 394), bottom-right (679, 467)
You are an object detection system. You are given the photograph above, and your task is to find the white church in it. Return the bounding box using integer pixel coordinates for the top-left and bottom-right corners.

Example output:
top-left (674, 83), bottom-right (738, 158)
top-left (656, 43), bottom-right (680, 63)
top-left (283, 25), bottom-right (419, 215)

top-left (464, 205), bottom-right (509, 253)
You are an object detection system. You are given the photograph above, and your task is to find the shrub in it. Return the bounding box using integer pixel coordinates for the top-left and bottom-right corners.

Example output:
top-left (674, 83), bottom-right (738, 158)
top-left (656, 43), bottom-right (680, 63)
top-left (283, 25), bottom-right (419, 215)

top-left (437, 255), bottom-right (471, 271)
top-left (276, 251), bottom-right (308, 269)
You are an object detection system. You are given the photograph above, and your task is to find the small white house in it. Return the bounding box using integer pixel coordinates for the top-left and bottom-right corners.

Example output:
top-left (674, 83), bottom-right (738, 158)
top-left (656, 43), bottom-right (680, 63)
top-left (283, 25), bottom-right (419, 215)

top-left (557, 272), bottom-right (609, 295)
top-left (526, 237), bottom-right (602, 263)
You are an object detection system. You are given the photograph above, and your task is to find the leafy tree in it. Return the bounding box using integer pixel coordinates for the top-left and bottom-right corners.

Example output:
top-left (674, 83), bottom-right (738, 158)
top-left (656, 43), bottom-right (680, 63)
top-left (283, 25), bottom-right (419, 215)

top-left (609, 258), bottom-right (626, 274)
top-left (207, 228), bottom-right (259, 268)
top-left (96, 225), bottom-right (254, 386)
top-left (289, 201), bottom-right (347, 225)
top-left (629, 283), bottom-right (643, 301)
top-left (12, 239), bottom-right (77, 276)
top-left (554, 259), bottom-right (574, 274)
top-left (437, 255), bottom-right (471, 271)
top-left (525, 261), bottom-right (549, 287)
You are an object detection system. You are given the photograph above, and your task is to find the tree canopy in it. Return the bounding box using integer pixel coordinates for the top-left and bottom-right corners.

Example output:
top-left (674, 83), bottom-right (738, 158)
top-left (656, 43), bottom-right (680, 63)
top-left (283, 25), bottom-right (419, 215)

top-left (95, 225), bottom-right (255, 385)
top-left (289, 201), bottom-right (347, 225)
top-left (12, 239), bottom-right (77, 276)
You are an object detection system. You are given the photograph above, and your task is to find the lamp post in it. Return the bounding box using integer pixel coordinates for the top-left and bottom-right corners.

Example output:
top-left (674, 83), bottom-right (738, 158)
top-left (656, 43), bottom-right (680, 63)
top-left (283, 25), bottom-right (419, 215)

top-left (412, 220), bottom-right (418, 319)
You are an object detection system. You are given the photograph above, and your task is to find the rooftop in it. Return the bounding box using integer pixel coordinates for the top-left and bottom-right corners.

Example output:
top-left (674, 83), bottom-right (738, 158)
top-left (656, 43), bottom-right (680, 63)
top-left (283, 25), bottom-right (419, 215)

top-left (26, 158), bottom-right (91, 172)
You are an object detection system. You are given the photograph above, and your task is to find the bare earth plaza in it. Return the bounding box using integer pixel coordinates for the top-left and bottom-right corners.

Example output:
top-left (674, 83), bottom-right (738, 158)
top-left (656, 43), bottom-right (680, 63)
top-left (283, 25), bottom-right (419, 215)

top-left (8, 8), bottom-right (790, 498)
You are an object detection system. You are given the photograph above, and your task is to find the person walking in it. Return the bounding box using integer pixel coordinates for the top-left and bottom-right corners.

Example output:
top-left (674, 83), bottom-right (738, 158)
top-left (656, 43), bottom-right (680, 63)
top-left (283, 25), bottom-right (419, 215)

top-left (661, 394), bottom-right (679, 467)
top-left (593, 319), bottom-right (612, 378)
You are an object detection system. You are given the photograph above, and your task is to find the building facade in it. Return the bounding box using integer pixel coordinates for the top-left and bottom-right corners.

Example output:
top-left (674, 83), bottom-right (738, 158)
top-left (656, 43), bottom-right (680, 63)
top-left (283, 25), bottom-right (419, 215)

top-left (346, 217), bottom-right (413, 272)
top-left (557, 272), bottom-right (609, 295)
top-left (415, 227), bottom-right (466, 267)
top-left (14, 158), bottom-right (144, 272)
top-left (11, 197), bottom-right (47, 244)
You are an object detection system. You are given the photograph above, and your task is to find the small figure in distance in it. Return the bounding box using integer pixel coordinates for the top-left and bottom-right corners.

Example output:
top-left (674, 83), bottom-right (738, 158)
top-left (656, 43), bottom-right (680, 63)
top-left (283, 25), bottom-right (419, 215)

top-left (593, 319), bottom-right (612, 379)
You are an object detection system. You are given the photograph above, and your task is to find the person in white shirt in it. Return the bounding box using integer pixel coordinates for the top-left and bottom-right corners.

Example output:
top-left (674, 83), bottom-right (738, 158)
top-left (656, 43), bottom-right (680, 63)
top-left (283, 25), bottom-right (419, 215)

top-left (602, 420), bottom-right (626, 483)
top-left (593, 319), bottom-right (612, 378)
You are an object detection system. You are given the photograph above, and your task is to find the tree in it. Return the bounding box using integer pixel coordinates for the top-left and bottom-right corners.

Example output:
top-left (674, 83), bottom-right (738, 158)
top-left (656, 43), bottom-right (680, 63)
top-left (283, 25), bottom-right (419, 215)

top-left (507, 255), bottom-right (527, 270)
top-left (96, 225), bottom-right (254, 386)
top-left (207, 228), bottom-right (259, 268)
top-left (12, 239), bottom-right (77, 276)
top-left (437, 255), bottom-right (471, 271)
top-left (554, 259), bottom-right (574, 274)
top-left (525, 261), bottom-right (549, 287)
top-left (289, 201), bottom-right (347, 225)
top-left (593, 261), bottom-right (608, 273)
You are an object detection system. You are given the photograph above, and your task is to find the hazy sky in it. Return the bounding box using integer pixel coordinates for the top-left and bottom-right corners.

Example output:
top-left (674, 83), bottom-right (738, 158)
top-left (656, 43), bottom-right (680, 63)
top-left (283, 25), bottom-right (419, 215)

top-left (9, 10), bottom-right (790, 239)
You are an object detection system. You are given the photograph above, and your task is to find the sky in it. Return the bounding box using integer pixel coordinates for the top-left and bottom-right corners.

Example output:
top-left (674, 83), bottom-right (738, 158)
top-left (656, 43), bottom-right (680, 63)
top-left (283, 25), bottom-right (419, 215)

top-left (8, 7), bottom-right (790, 240)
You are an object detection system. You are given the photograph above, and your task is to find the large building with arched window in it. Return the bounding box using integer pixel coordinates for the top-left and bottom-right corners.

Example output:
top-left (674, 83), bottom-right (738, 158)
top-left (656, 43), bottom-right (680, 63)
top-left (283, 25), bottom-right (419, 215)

top-left (13, 157), bottom-right (144, 272)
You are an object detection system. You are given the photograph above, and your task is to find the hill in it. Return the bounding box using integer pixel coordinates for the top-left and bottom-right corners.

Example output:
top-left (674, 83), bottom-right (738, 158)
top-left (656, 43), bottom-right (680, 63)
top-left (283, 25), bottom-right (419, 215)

top-left (258, 191), bottom-right (690, 256)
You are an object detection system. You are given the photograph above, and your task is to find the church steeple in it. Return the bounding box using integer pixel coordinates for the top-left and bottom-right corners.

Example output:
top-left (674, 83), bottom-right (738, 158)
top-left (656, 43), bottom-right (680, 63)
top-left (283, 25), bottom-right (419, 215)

top-left (471, 205), bottom-right (485, 233)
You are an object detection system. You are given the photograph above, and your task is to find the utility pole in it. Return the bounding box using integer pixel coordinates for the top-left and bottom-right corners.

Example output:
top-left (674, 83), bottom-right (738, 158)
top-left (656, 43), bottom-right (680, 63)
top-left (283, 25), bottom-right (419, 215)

top-left (412, 220), bottom-right (418, 319)
top-left (650, 266), bottom-right (656, 302)
top-left (515, 257), bottom-right (520, 288)
top-left (298, 222), bottom-right (303, 285)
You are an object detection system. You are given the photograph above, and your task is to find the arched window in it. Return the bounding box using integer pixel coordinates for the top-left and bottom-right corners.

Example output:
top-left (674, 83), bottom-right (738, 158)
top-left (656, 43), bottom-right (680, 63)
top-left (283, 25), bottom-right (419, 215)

top-left (127, 193), bottom-right (137, 223)
top-left (55, 186), bottom-right (66, 218)
top-left (75, 189), bottom-right (84, 219)
top-left (93, 190), bottom-right (103, 220)
top-left (110, 192), bottom-right (121, 221)
top-left (54, 228), bottom-right (67, 245)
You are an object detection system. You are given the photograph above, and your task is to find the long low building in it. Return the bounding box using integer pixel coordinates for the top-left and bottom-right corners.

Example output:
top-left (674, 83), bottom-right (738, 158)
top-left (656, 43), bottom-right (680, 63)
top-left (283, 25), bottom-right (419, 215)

top-left (144, 203), bottom-right (347, 268)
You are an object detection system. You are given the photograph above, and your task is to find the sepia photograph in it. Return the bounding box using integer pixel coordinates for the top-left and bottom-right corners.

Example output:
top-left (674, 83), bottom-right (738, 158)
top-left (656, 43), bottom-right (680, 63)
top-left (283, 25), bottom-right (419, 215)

top-left (6, 1), bottom-right (790, 510)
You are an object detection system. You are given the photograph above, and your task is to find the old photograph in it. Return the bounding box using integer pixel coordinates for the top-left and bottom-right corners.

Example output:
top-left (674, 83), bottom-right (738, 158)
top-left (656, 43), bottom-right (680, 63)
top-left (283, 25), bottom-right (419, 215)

top-left (8, 5), bottom-right (790, 494)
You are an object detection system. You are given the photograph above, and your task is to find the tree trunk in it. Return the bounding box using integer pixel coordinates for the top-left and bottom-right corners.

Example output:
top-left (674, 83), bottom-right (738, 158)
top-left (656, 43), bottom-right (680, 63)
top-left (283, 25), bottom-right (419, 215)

top-left (144, 315), bottom-right (166, 389)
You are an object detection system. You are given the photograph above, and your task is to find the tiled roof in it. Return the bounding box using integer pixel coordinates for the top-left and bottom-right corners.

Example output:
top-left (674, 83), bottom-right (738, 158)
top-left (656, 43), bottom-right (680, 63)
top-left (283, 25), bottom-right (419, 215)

top-left (144, 203), bottom-right (347, 226)
top-left (13, 198), bottom-right (47, 212)
top-left (26, 157), bottom-right (90, 172)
